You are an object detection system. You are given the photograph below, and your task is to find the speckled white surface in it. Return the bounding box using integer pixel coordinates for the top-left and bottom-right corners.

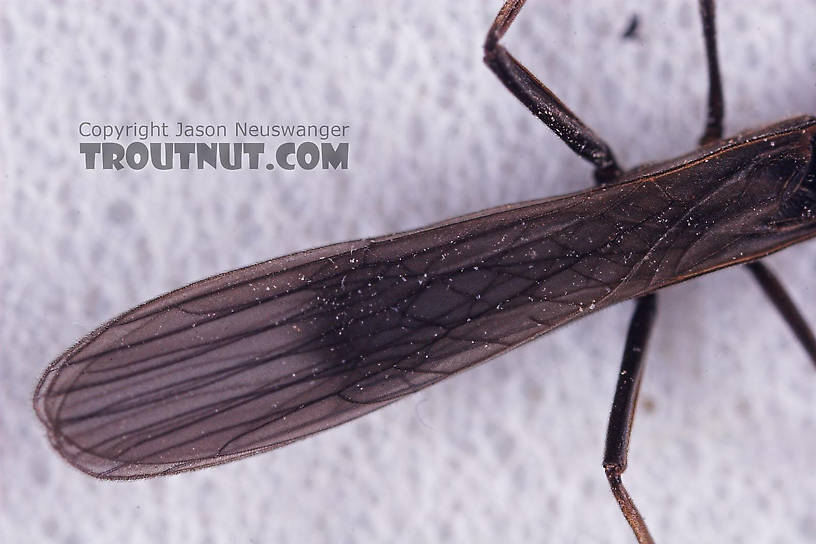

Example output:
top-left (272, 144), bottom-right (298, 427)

top-left (2, 1), bottom-right (816, 543)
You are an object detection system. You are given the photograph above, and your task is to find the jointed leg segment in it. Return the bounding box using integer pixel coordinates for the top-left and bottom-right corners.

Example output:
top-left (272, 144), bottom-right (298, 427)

top-left (484, 1), bottom-right (657, 541)
top-left (698, 0), bottom-right (724, 145)
top-left (748, 262), bottom-right (816, 367)
top-left (603, 294), bottom-right (657, 544)
top-left (484, 0), bottom-right (622, 185)
top-left (483, 1), bottom-right (814, 542)
top-left (696, 0), bottom-right (816, 365)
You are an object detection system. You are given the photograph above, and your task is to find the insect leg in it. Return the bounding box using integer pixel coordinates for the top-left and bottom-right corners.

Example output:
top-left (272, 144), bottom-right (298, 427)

top-left (701, 0), bottom-right (815, 366)
top-left (603, 294), bottom-right (658, 544)
top-left (698, 0), bottom-right (724, 145)
top-left (747, 262), bottom-right (816, 366)
top-left (484, 0), bottom-right (622, 185)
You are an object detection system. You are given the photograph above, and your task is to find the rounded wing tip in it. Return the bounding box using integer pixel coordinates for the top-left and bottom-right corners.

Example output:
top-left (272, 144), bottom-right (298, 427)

top-left (32, 352), bottom-right (68, 435)
top-left (31, 349), bottom-right (138, 480)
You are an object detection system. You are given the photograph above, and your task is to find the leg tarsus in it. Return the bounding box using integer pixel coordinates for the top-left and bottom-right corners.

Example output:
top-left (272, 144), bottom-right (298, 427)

top-left (484, 0), bottom-right (525, 50)
top-left (605, 469), bottom-right (656, 544)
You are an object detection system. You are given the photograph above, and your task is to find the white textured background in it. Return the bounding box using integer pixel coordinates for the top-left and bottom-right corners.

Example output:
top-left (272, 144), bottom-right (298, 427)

top-left (2, 1), bottom-right (816, 543)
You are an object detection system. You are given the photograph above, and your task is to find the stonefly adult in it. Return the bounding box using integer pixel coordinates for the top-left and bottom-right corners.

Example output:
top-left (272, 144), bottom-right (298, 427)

top-left (34, 1), bottom-right (816, 542)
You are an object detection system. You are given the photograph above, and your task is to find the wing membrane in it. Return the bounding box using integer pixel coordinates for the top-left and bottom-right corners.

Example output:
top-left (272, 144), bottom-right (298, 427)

top-left (36, 185), bottom-right (649, 478)
top-left (37, 121), bottom-right (804, 479)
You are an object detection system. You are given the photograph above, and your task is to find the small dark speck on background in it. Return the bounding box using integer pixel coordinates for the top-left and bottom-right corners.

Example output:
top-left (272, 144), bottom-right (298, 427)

top-left (622, 14), bottom-right (640, 40)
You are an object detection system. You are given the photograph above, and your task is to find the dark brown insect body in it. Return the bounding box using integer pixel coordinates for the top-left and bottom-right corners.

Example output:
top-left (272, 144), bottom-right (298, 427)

top-left (34, 1), bottom-right (816, 542)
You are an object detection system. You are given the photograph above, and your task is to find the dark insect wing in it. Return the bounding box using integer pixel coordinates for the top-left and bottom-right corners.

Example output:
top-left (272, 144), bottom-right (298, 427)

top-left (34, 184), bottom-right (643, 479)
top-left (35, 189), bottom-right (603, 477)
top-left (34, 117), bottom-right (816, 479)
